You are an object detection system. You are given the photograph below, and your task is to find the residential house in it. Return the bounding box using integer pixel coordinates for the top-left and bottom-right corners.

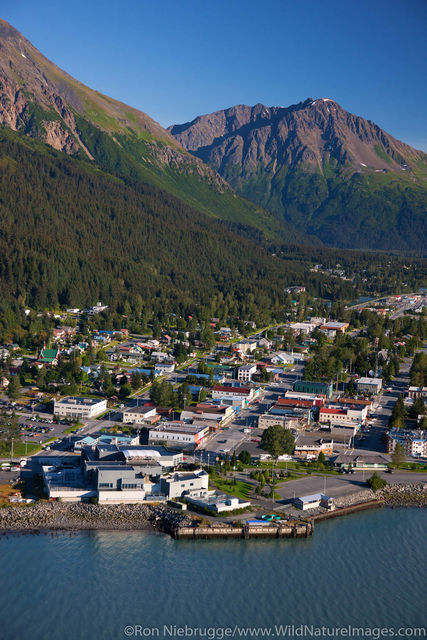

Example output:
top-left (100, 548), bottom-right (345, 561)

top-left (85, 302), bottom-right (109, 315)
top-left (270, 352), bottom-right (296, 365)
top-left (154, 362), bottom-right (175, 376)
top-left (257, 337), bottom-right (273, 350)
top-left (151, 351), bottom-right (171, 362)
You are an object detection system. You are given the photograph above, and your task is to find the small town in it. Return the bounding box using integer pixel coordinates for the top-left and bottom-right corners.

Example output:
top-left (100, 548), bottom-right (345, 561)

top-left (1, 5), bottom-right (426, 639)
top-left (1, 293), bottom-right (426, 537)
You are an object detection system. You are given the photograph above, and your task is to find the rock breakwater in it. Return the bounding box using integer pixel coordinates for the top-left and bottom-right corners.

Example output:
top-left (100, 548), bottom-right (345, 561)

top-left (378, 483), bottom-right (427, 507)
top-left (0, 502), bottom-right (192, 535)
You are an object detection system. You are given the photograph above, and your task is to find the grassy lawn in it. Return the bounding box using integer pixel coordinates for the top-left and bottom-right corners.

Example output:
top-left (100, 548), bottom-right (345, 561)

top-left (0, 482), bottom-right (23, 505)
top-left (0, 441), bottom-right (41, 457)
top-left (62, 425), bottom-right (80, 435)
top-left (0, 482), bottom-right (19, 500)
top-left (398, 463), bottom-right (427, 472)
top-left (211, 475), bottom-right (252, 500)
top-left (256, 461), bottom-right (340, 475)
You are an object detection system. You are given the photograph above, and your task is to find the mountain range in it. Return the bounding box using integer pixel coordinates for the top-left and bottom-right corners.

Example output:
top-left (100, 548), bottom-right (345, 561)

top-left (169, 100), bottom-right (427, 251)
top-left (1, 18), bottom-right (426, 253)
top-left (0, 18), bottom-right (296, 241)
top-left (0, 18), bottom-right (425, 321)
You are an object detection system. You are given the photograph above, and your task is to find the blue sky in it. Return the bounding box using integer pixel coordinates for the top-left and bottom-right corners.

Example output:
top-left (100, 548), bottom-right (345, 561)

top-left (3, 0), bottom-right (427, 149)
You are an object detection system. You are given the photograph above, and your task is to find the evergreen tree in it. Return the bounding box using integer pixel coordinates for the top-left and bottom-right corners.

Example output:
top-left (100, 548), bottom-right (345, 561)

top-left (391, 443), bottom-right (406, 468)
top-left (7, 375), bottom-right (21, 400)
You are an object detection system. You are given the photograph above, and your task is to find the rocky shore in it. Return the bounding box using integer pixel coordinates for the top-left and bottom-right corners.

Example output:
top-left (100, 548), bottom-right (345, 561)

top-left (0, 483), bottom-right (425, 537)
top-left (0, 502), bottom-right (192, 535)
top-left (378, 483), bottom-right (427, 507)
top-left (332, 483), bottom-right (427, 510)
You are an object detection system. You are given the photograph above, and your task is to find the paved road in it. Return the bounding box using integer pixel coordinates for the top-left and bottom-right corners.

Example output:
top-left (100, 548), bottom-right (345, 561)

top-left (273, 470), bottom-right (427, 502)
top-left (354, 345), bottom-right (426, 457)
top-left (200, 362), bottom-right (306, 460)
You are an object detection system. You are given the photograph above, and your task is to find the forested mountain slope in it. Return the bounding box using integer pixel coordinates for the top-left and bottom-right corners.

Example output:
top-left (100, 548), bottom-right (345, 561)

top-left (0, 19), bottom-right (300, 242)
top-left (170, 100), bottom-right (427, 252)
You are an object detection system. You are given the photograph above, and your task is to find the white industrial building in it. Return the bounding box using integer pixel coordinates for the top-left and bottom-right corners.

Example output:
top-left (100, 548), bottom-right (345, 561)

top-left (185, 490), bottom-right (251, 514)
top-left (160, 469), bottom-right (209, 499)
top-left (122, 405), bottom-right (158, 425)
top-left (148, 422), bottom-right (210, 448)
top-left (54, 396), bottom-right (107, 419)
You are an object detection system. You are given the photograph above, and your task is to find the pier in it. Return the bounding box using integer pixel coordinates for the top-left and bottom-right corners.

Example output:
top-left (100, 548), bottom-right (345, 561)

top-left (172, 520), bottom-right (313, 540)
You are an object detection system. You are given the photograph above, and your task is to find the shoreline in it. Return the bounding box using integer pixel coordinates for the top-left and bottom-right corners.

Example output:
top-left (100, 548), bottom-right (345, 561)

top-left (0, 502), bottom-right (192, 537)
top-left (0, 483), bottom-right (425, 539)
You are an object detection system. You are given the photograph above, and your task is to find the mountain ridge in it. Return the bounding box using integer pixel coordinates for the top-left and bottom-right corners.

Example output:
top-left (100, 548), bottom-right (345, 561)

top-left (169, 99), bottom-right (427, 251)
top-left (0, 19), bottom-right (303, 242)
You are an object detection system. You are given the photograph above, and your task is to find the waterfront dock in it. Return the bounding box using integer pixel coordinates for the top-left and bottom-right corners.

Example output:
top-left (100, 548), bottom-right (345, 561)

top-left (173, 520), bottom-right (313, 539)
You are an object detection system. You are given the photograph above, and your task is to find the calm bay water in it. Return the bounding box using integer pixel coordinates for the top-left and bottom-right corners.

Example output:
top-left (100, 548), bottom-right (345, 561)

top-left (0, 508), bottom-right (426, 640)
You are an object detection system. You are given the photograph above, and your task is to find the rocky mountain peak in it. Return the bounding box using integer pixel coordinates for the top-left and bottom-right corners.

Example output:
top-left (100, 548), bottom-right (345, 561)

top-left (169, 98), bottom-right (427, 250)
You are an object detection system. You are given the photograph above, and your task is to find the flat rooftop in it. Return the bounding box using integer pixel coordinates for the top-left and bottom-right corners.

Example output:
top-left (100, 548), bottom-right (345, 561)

top-left (150, 423), bottom-right (208, 435)
top-left (119, 446), bottom-right (180, 458)
top-left (357, 377), bottom-right (382, 385)
top-left (123, 405), bottom-right (155, 414)
top-left (297, 493), bottom-right (330, 503)
top-left (55, 396), bottom-right (105, 406)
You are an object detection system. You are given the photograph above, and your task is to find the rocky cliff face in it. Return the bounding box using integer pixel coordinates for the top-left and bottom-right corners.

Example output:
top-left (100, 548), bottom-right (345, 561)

top-left (169, 98), bottom-right (424, 175)
top-left (0, 19), bottom-right (232, 192)
top-left (0, 20), bottom-right (169, 149)
top-left (169, 99), bottom-right (427, 251)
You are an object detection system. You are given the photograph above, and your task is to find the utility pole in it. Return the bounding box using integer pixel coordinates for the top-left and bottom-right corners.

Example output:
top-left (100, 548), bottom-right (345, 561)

top-left (271, 458), bottom-right (275, 512)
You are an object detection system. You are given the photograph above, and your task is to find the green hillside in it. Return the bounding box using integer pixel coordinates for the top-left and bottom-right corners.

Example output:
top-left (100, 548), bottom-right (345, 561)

top-left (0, 126), bottom-right (425, 336)
top-left (231, 163), bottom-right (427, 253)
top-left (0, 126), bottom-right (306, 322)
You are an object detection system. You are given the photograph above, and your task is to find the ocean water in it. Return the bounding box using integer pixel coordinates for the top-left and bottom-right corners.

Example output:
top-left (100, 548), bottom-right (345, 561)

top-left (0, 508), bottom-right (426, 640)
